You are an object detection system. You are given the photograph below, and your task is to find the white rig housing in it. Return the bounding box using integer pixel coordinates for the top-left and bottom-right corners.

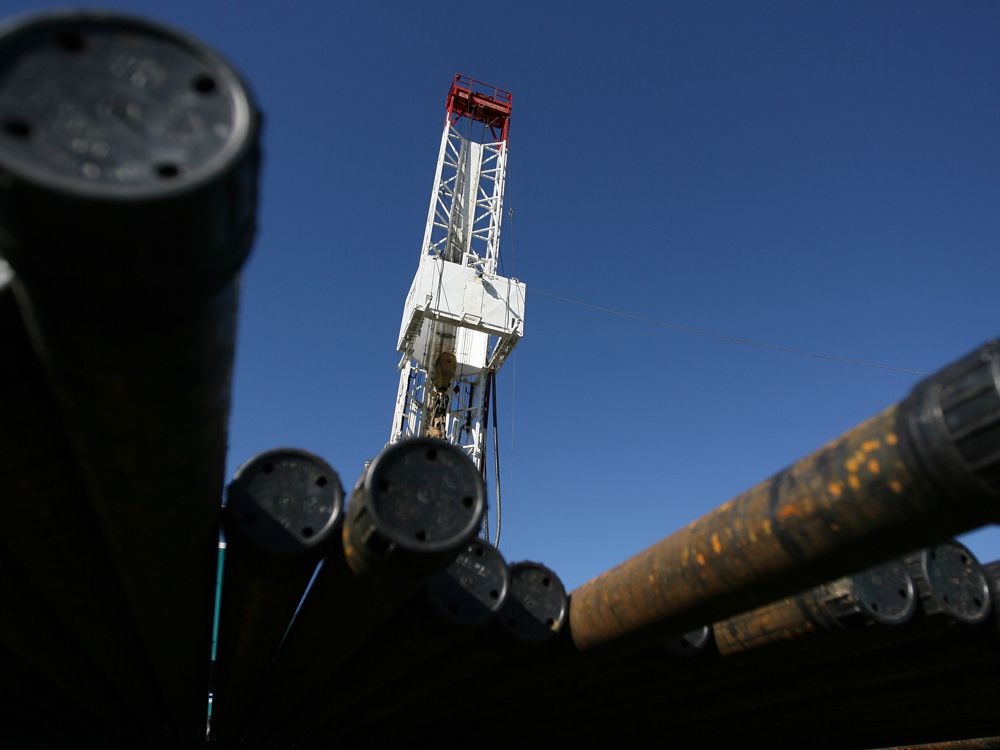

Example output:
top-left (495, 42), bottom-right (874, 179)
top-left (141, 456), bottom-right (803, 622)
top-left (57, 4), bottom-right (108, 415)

top-left (396, 256), bottom-right (525, 374)
top-left (389, 76), bottom-right (522, 468)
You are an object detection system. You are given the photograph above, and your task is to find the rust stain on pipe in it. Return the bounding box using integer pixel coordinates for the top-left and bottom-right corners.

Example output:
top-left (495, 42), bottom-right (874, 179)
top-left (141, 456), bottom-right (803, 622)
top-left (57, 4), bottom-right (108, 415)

top-left (569, 340), bottom-right (1000, 652)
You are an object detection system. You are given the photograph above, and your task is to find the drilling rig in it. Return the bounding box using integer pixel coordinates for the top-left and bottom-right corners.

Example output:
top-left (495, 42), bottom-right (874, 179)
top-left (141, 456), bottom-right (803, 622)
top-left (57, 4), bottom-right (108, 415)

top-left (390, 75), bottom-right (525, 486)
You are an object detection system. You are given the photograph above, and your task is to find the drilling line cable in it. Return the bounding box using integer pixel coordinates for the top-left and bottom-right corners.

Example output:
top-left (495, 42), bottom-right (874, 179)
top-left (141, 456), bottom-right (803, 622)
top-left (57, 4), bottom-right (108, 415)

top-left (510, 350), bottom-right (517, 501)
top-left (491, 369), bottom-right (502, 548)
top-left (530, 288), bottom-right (928, 376)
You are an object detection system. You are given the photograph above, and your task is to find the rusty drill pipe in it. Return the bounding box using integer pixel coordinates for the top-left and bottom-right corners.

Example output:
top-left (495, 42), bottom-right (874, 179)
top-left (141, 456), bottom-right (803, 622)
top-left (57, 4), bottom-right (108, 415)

top-left (291, 539), bottom-right (510, 742)
top-left (569, 339), bottom-right (1000, 653)
top-left (597, 547), bottom-right (999, 740)
top-left (247, 438), bottom-right (486, 740)
top-left (523, 561), bottom-right (914, 730)
top-left (714, 558), bottom-right (917, 657)
top-left (0, 271), bottom-right (163, 731)
top-left (872, 739), bottom-right (1000, 750)
top-left (0, 11), bottom-right (261, 738)
top-left (549, 547), bottom-right (983, 732)
top-left (211, 449), bottom-right (344, 742)
top-left (702, 626), bottom-right (1000, 749)
top-left (594, 551), bottom-right (993, 735)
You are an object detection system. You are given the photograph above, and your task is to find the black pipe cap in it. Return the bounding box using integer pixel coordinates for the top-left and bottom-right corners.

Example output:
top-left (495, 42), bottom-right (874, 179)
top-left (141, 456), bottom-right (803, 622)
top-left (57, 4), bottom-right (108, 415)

top-left (497, 562), bottom-right (567, 644)
top-left (424, 540), bottom-right (509, 627)
top-left (355, 438), bottom-right (485, 555)
top-left (226, 449), bottom-right (343, 556)
top-left (849, 559), bottom-right (917, 627)
top-left (0, 11), bottom-right (261, 308)
top-left (906, 540), bottom-right (992, 625)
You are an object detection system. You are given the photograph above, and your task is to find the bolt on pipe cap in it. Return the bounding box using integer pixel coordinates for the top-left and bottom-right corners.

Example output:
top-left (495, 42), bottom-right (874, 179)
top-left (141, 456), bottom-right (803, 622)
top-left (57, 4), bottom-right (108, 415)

top-left (849, 559), bottom-right (917, 627)
top-left (226, 449), bottom-right (344, 555)
top-left (424, 540), bottom-right (509, 627)
top-left (359, 438), bottom-right (485, 554)
top-left (0, 11), bottom-right (261, 301)
top-left (498, 562), bottom-right (567, 644)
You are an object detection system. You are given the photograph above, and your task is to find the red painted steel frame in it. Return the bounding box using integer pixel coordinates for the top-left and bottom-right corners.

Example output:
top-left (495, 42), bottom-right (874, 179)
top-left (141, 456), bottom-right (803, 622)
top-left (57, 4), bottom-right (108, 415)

top-left (446, 73), bottom-right (512, 142)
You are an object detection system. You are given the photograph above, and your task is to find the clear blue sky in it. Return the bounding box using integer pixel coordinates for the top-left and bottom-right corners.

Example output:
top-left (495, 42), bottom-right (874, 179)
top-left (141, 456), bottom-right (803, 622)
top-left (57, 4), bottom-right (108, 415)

top-left (8, 1), bottom-right (999, 589)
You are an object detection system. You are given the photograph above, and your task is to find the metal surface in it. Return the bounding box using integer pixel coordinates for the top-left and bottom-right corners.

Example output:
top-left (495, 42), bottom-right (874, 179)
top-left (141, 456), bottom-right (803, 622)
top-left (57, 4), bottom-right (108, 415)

top-left (0, 274), bottom-right (163, 731)
top-left (424, 539), bottom-right (510, 626)
top-left (852, 559), bottom-right (918, 626)
top-left (569, 340), bottom-right (1000, 652)
top-left (871, 737), bottom-right (1000, 749)
top-left (390, 75), bottom-right (523, 465)
top-left (212, 449), bottom-right (344, 741)
top-left (496, 561), bottom-right (568, 644)
top-left (225, 449), bottom-right (344, 556)
top-left (0, 10), bottom-right (261, 738)
top-left (248, 440), bottom-right (486, 739)
top-left (715, 560), bottom-right (917, 656)
top-left (343, 438), bottom-right (486, 573)
top-left (905, 541), bottom-right (993, 625)
top-left (288, 540), bottom-right (510, 743)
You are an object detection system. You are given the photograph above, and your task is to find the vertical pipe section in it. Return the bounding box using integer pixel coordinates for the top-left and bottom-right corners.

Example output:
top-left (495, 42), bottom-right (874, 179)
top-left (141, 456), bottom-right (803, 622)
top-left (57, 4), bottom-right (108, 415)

top-left (352, 561), bottom-right (568, 739)
top-left (249, 438), bottom-right (486, 739)
top-left (290, 539), bottom-right (510, 742)
top-left (0, 269), bottom-right (163, 730)
top-left (569, 340), bottom-right (1000, 652)
top-left (0, 11), bottom-right (261, 738)
top-left (212, 449), bottom-right (344, 741)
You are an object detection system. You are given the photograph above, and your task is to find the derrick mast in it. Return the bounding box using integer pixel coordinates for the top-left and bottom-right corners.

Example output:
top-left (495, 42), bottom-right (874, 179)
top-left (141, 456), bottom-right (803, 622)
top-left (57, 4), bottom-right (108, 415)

top-left (391, 75), bottom-right (525, 470)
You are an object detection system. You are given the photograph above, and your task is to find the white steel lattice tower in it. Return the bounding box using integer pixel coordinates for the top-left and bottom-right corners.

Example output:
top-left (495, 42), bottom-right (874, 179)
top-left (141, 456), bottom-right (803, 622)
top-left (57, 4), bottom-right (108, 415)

top-left (390, 75), bottom-right (525, 470)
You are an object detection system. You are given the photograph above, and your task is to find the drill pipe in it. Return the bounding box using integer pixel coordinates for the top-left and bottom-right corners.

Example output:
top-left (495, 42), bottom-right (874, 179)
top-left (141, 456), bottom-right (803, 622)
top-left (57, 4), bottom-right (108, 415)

top-left (685, 636), bottom-right (1000, 749)
top-left (903, 540), bottom-right (993, 626)
top-left (569, 339), bottom-right (1000, 652)
top-left (0, 11), bottom-right (261, 738)
top-left (714, 558), bottom-right (917, 656)
top-left (509, 563), bottom-right (911, 728)
top-left (0, 272), bottom-right (163, 730)
top-left (247, 438), bottom-right (486, 740)
top-left (539, 546), bottom-right (989, 733)
top-left (0, 644), bottom-right (108, 743)
top-left (290, 539), bottom-right (510, 742)
top-left (211, 449), bottom-right (345, 741)
top-left (354, 561), bottom-right (568, 740)
top-left (0, 542), bottom-right (133, 736)
top-left (872, 737), bottom-right (1000, 749)
top-left (584, 548), bottom-right (999, 741)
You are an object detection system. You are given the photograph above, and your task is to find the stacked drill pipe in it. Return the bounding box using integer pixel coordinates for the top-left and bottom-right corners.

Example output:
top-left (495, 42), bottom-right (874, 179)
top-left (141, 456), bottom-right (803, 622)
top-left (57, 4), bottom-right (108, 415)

top-left (0, 11), bottom-right (261, 738)
top-left (242, 438), bottom-right (487, 740)
top-left (286, 538), bottom-right (511, 743)
top-left (504, 558), bottom-right (915, 737)
top-left (0, 266), bottom-right (163, 733)
top-left (0, 539), bottom-right (132, 738)
top-left (0, 643), bottom-right (109, 744)
top-left (211, 449), bottom-right (345, 742)
top-left (350, 561), bottom-right (568, 741)
top-left (601, 541), bottom-right (999, 746)
top-left (569, 338), bottom-right (1000, 657)
top-left (616, 543), bottom-right (987, 737)
top-left (871, 739), bottom-right (1000, 750)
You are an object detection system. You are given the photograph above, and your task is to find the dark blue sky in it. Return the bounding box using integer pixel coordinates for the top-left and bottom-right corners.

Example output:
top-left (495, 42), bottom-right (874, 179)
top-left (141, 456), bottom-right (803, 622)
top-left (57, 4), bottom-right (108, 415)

top-left (8, 1), bottom-right (999, 588)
